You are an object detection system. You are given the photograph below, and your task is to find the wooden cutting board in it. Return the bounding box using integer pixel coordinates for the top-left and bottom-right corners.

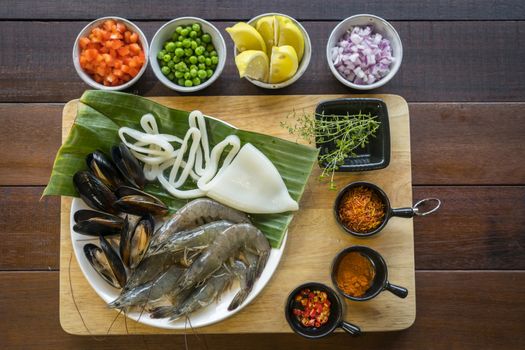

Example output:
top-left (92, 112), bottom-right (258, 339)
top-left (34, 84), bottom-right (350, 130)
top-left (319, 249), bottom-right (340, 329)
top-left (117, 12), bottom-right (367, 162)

top-left (59, 94), bottom-right (414, 335)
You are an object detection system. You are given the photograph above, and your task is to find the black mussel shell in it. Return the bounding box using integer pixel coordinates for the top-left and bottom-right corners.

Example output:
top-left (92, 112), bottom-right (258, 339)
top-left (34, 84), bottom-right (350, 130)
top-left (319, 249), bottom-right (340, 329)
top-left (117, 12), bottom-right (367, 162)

top-left (119, 216), bottom-right (132, 268)
top-left (114, 186), bottom-right (168, 216)
top-left (73, 209), bottom-right (124, 236)
top-left (84, 243), bottom-right (122, 289)
top-left (86, 151), bottom-right (124, 191)
top-left (111, 143), bottom-right (146, 190)
top-left (73, 171), bottom-right (118, 214)
top-left (98, 235), bottom-right (127, 288)
top-left (129, 214), bottom-right (154, 269)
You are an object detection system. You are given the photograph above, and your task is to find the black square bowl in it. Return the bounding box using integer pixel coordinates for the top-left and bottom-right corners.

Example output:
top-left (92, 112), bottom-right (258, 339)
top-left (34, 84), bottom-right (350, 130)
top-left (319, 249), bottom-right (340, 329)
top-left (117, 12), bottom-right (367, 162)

top-left (315, 98), bottom-right (390, 172)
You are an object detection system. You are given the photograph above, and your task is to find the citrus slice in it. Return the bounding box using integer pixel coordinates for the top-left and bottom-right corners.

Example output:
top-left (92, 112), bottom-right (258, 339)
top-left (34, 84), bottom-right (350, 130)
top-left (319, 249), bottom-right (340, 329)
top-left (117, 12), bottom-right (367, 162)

top-left (235, 50), bottom-right (270, 82)
top-left (276, 16), bottom-right (305, 61)
top-left (225, 22), bottom-right (267, 53)
top-left (269, 45), bottom-right (298, 84)
top-left (255, 16), bottom-right (277, 57)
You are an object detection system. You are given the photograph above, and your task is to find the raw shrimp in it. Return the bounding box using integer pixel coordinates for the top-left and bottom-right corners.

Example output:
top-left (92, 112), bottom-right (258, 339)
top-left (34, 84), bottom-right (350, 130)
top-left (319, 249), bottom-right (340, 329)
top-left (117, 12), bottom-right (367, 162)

top-left (166, 223), bottom-right (270, 301)
top-left (150, 261), bottom-right (246, 320)
top-left (123, 220), bottom-right (231, 290)
top-left (152, 198), bottom-right (251, 245)
top-left (147, 220), bottom-right (234, 259)
top-left (108, 265), bottom-right (187, 309)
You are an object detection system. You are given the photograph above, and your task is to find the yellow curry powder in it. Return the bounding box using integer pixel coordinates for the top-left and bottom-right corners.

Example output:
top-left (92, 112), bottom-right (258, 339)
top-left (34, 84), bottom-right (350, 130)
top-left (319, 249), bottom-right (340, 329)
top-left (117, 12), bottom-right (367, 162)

top-left (336, 252), bottom-right (375, 297)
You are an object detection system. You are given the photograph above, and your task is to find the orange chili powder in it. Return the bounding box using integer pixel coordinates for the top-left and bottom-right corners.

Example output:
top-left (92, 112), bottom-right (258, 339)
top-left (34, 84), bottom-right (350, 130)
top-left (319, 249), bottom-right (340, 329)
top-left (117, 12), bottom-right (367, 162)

top-left (336, 252), bottom-right (375, 297)
top-left (338, 186), bottom-right (385, 233)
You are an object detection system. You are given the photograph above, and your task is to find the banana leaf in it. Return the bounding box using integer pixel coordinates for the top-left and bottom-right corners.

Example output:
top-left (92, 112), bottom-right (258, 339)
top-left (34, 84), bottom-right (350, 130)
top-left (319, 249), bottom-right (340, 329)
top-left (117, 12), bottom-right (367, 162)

top-left (44, 90), bottom-right (319, 248)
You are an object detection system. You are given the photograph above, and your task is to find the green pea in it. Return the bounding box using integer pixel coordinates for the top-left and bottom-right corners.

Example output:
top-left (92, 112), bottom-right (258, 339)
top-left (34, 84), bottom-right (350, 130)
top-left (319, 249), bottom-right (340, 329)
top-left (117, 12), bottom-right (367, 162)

top-left (161, 66), bottom-right (170, 75)
top-left (206, 44), bottom-right (214, 52)
top-left (190, 64), bottom-right (197, 70)
top-left (193, 77), bottom-right (201, 85)
top-left (195, 46), bottom-right (205, 55)
top-left (204, 51), bottom-right (210, 57)
top-left (175, 26), bottom-right (183, 34)
top-left (210, 50), bottom-right (217, 57)
top-left (175, 41), bottom-right (183, 48)
top-left (211, 56), bottom-right (218, 65)
top-left (185, 25), bottom-right (192, 31)
top-left (196, 38), bottom-right (202, 45)
top-left (163, 54), bottom-right (171, 62)
top-left (202, 34), bottom-right (211, 43)
top-left (175, 71), bottom-right (184, 78)
top-left (178, 78), bottom-right (185, 86)
top-left (191, 41), bottom-right (198, 50)
top-left (180, 28), bottom-right (189, 37)
top-left (192, 23), bottom-right (201, 32)
top-left (182, 39), bottom-right (190, 48)
top-left (197, 69), bottom-right (207, 79)
top-left (173, 56), bottom-right (181, 63)
top-left (157, 51), bottom-right (164, 60)
top-left (190, 68), bottom-right (197, 77)
top-left (184, 48), bottom-right (193, 57)
top-left (189, 30), bottom-right (197, 38)
top-left (166, 42), bottom-right (176, 52)
top-left (206, 69), bottom-right (213, 78)
top-left (184, 72), bottom-right (191, 79)
top-left (198, 63), bottom-right (206, 70)
top-left (175, 48), bottom-right (184, 57)
top-left (184, 80), bottom-right (193, 87)
top-left (189, 56), bottom-right (198, 64)
top-left (168, 73), bottom-right (175, 80)
top-left (167, 61), bottom-right (175, 68)
top-left (197, 55), bottom-right (205, 63)
top-left (159, 60), bottom-right (167, 67)
top-left (171, 32), bottom-right (179, 41)
top-left (205, 58), bottom-right (212, 66)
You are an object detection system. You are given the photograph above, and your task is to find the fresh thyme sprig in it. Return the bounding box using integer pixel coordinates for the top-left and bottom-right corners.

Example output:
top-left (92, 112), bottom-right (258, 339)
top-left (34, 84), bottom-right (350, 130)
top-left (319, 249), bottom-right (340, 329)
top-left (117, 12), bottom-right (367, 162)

top-left (281, 110), bottom-right (380, 189)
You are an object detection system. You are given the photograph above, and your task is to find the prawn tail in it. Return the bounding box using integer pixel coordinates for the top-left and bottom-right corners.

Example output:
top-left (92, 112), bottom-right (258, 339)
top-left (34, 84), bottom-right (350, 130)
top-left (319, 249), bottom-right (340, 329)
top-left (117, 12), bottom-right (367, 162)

top-left (255, 251), bottom-right (270, 279)
top-left (150, 305), bottom-right (177, 319)
top-left (228, 289), bottom-right (249, 311)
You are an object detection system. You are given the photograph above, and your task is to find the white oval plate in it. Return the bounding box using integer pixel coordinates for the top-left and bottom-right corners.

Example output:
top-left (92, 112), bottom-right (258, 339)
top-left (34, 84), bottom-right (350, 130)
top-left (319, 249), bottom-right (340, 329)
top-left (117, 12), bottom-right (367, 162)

top-left (70, 198), bottom-right (287, 329)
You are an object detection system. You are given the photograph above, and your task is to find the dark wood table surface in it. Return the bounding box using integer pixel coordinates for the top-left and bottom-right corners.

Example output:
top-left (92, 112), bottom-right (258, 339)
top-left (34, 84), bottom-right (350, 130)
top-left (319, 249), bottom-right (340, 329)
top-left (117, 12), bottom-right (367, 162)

top-left (1, 1), bottom-right (524, 349)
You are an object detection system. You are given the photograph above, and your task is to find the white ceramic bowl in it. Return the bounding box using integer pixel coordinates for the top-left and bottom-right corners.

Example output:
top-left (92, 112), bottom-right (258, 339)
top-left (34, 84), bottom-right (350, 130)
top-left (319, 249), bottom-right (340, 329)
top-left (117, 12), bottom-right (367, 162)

top-left (72, 16), bottom-right (149, 91)
top-left (150, 17), bottom-right (226, 92)
top-left (326, 14), bottom-right (403, 90)
top-left (233, 13), bottom-right (312, 89)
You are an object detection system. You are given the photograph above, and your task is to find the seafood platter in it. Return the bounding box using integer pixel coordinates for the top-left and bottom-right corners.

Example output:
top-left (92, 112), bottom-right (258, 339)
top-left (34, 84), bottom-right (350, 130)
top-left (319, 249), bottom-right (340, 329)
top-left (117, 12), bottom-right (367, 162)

top-left (48, 14), bottom-right (439, 336)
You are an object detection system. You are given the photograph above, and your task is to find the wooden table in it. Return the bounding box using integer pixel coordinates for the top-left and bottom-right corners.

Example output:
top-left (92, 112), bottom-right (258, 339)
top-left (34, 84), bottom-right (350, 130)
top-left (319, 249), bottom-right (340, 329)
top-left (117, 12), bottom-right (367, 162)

top-left (1, 2), bottom-right (524, 349)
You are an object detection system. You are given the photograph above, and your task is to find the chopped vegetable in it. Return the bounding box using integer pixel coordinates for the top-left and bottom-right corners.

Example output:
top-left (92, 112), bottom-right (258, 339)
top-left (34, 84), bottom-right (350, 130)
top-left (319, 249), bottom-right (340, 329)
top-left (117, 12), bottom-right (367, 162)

top-left (78, 19), bottom-right (145, 87)
top-left (292, 288), bottom-right (331, 328)
top-left (331, 26), bottom-right (394, 85)
top-left (157, 23), bottom-right (218, 87)
top-left (338, 186), bottom-right (385, 232)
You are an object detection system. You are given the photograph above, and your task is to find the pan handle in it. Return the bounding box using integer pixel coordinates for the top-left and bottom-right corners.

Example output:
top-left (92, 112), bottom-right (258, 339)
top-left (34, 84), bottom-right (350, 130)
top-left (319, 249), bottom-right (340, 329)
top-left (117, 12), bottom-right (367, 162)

top-left (339, 321), bottom-right (361, 335)
top-left (391, 207), bottom-right (415, 218)
top-left (385, 282), bottom-right (409, 299)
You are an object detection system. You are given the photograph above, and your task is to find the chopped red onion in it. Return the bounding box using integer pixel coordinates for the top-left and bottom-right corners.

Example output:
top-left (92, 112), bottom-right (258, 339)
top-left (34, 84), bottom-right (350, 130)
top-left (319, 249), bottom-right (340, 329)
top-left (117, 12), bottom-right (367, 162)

top-left (331, 26), bottom-right (394, 85)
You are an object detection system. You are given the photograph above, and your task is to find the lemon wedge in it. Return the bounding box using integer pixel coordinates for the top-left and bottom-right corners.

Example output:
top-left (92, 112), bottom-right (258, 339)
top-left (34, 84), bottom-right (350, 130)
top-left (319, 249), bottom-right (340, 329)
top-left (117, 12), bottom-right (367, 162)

top-left (235, 50), bottom-right (270, 82)
top-left (255, 16), bottom-right (277, 57)
top-left (269, 45), bottom-right (298, 84)
top-left (275, 16), bottom-right (305, 61)
top-left (225, 22), bottom-right (266, 53)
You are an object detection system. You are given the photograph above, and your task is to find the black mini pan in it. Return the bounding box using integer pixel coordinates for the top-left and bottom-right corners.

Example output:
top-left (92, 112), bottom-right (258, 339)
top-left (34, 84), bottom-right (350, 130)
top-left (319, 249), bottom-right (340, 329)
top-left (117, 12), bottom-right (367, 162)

top-left (285, 282), bottom-right (361, 339)
top-left (331, 246), bottom-right (408, 300)
top-left (334, 181), bottom-right (440, 237)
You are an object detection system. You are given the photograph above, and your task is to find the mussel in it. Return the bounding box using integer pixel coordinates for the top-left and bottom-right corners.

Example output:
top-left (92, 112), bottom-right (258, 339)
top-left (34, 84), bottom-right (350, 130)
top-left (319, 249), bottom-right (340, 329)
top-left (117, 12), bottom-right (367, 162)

top-left (73, 209), bottom-right (124, 236)
top-left (120, 214), bottom-right (154, 269)
top-left (86, 150), bottom-right (124, 190)
top-left (84, 239), bottom-right (127, 289)
top-left (73, 171), bottom-right (118, 214)
top-left (115, 186), bottom-right (168, 216)
top-left (112, 143), bottom-right (146, 190)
